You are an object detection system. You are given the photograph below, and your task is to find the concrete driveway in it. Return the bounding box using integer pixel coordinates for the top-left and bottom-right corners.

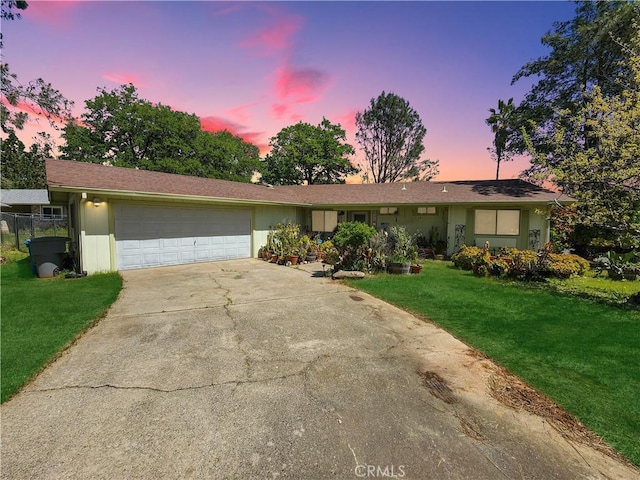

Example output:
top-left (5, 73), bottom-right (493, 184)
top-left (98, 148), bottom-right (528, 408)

top-left (1, 260), bottom-right (636, 479)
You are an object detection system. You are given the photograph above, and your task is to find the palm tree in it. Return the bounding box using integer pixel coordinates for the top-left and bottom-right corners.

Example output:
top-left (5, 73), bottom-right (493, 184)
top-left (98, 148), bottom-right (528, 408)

top-left (485, 98), bottom-right (515, 180)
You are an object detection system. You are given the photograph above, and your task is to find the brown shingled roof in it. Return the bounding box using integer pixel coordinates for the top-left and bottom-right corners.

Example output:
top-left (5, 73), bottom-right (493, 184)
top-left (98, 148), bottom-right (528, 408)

top-left (46, 159), bottom-right (571, 206)
top-left (45, 159), bottom-right (304, 205)
top-left (279, 180), bottom-right (569, 205)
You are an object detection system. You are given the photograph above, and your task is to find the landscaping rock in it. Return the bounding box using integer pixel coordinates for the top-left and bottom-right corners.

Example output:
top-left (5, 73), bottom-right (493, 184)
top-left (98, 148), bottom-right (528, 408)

top-left (332, 270), bottom-right (365, 279)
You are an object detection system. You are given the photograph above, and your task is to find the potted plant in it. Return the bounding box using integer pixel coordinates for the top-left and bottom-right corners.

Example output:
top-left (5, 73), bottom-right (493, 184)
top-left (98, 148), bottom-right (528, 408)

top-left (387, 226), bottom-right (417, 274)
top-left (601, 250), bottom-right (640, 281)
top-left (411, 263), bottom-right (423, 274)
top-left (388, 253), bottom-right (412, 274)
top-left (273, 222), bottom-right (301, 266)
top-left (300, 235), bottom-right (317, 262)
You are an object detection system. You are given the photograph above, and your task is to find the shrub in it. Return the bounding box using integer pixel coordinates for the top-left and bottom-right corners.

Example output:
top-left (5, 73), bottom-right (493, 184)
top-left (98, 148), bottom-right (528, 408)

top-left (548, 253), bottom-right (590, 278)
top-left (332, 222), bottom-right (376, 252)
top-left (368, 231), bottom-right (390, 273)
top-left (451, 245), bottom-right (482, 270)
top-left (454, 244), bottom-right (590, 280)
top-left (319, 240), bottom-right (339, 265)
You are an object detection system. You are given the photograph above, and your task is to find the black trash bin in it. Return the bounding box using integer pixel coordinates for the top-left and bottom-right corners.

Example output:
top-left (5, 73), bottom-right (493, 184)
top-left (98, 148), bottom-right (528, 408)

top-left (27, 237), bottom-right (69, 278)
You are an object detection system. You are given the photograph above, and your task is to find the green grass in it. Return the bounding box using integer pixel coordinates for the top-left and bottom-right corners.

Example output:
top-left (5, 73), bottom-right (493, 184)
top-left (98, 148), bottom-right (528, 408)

top-left (348, 261), bottom-right (640, 466)
top-left (1, 251), bottom-right (122, 403)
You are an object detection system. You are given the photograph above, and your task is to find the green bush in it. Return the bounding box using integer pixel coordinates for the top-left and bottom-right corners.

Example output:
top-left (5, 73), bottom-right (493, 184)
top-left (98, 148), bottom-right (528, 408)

top-left (453, 244), bottom-right (590, 280)
top-left (319, 240), bottom-right (339, 265)
top-left (548, 253), bottom-right (591, 278)
top-left (451, 245), bottom-right (482, 270)
top-left (332, 222), bottom-right (376, 252)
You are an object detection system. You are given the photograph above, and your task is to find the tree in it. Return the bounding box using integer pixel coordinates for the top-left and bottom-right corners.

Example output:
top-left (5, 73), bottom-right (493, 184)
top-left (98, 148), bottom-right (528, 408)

top-left (524, 19), bottom-right (640, 234)
top-left (485, 98), bottom-right (515, 180)
top-left (0, 1), bottom-right (28, 49)
top-left (1, 1), bottom-right (74, 133)
top-left (355, 91), bottom-right (437, 183)
top-left (260, 118), bottom-right (357, 185)
top-left (0, 131), bottom-right (51, 188)
top-left (511, 1), bottom-right (638, 177)
top-left (61, 84), bottom-right (260, 182)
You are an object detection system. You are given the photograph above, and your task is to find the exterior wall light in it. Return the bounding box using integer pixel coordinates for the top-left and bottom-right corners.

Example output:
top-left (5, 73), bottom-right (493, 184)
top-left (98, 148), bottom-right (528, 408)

top-left (93, 197), bottom-right (101, 207)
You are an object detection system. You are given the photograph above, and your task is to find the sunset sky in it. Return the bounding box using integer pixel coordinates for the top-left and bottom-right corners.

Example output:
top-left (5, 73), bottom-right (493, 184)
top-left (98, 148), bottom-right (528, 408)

top-left (3, 1), bottom-right (577, 181)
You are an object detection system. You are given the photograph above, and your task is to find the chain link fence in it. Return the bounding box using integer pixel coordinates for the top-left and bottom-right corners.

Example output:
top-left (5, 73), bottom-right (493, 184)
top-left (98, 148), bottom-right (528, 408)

top-left (1, 212), bottom-right (69, 252)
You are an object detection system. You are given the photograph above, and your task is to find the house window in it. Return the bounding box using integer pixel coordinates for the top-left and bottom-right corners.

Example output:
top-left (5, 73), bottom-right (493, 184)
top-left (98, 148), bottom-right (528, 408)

top-left (474, 209), bottom-right (520, 235)
top-left (41, 206), bottom-right (65, 219)
top-left (312, 210), bottom-right (338, 232)
top-left (417, 207), bottom-right (436, 215)
top-left (352, 212), bottom-right (369, 223)
top-left (379, 207), bottom-right (398, 215)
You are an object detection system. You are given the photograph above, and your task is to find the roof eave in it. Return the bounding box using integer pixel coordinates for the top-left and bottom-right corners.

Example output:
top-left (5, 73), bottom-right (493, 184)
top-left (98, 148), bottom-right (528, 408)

top-left (47, 185), bottom-right (311, 207)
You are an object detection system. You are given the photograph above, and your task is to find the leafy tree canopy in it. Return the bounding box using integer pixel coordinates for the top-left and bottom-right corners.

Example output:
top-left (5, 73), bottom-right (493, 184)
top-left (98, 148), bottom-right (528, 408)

top-left (511, 0), bottom-right (638, 168)
top-left (260, 118), bottom-right (357, 186)
top-left (61, 84), bottom-right (260, 182)
top-left (0, 131), bottom-right (50, 188)
top-left (1, 1), bottom-right (74, 134)
top-left (525, 17), bottom-right (640, 234)
top-left (355, 91), bottom-right (438, 183)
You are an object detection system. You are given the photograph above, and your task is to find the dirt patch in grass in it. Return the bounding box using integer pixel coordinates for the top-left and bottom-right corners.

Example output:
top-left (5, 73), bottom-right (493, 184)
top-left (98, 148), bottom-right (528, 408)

top-left (488, 365), bottom-right (632, 466)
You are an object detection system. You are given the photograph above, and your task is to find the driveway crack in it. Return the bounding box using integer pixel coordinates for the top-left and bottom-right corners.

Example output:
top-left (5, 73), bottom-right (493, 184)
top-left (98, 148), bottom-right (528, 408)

top-left (32, 371), bottom-right (309, 395)
top-left (210, 274), bottom-right (254, 380)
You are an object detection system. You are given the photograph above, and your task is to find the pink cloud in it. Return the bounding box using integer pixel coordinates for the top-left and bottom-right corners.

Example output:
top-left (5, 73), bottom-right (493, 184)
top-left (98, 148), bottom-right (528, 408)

top-left (269, 66), bottom-right (330, 120)
top-left (332, 109), bottom-right (358, 137)
top-left (1, 97), bottom-right (71, 127)
top-left (102, 72), bottom-right (144, 87)
top-left (223, 103), bottom-right (257, 123)
top-left (23, 1), bottom-right (82, 28)
top-left (274, 66), bottom-right (329, 103)
top-left (239, 14), bottom-right (303, 56)
top-left (199, 116), bottom-right (267, 153)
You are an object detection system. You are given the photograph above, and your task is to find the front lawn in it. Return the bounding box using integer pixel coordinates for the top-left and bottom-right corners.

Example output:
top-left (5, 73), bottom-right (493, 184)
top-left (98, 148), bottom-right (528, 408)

top-left (348, 261), bottom-right (640, 466)
top-left (1, 251), bottom-right (122, 403)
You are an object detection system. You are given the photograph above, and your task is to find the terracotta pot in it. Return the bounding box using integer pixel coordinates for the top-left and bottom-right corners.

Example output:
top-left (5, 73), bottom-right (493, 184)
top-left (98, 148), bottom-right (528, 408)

top-left (287, 255), bottom-right (299, 266)
top-left (411, 264), bottom-right (423, 274)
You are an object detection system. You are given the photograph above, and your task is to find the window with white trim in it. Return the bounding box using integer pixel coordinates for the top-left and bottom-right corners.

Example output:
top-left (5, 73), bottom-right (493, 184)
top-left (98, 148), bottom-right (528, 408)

top-left (416, 206), bottom-right (436, 215)
top-left (41, 206), bottom-right (65, 219)
top-left (474, 209), bottom-right (520, 235)
top-left (379, 207), bottom-right (398, 214)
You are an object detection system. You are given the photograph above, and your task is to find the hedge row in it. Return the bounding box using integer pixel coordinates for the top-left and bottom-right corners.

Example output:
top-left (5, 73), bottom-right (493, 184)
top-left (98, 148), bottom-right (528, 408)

top-left (451, 244), bottom-right (590, 280)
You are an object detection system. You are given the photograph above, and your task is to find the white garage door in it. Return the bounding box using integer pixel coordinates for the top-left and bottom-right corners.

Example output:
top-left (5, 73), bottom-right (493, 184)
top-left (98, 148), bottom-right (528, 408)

top-left (114, 204), bottom-right (251, 270)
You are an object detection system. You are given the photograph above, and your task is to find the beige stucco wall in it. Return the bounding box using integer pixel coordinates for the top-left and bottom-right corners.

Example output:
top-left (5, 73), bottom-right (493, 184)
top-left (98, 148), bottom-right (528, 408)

top-left (79, 197), bottom-right (113, 274)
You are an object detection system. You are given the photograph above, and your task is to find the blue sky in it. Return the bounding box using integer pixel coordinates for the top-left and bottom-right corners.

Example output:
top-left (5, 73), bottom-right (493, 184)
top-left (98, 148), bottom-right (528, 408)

top-left (3, 1), bottom-right (577, 180)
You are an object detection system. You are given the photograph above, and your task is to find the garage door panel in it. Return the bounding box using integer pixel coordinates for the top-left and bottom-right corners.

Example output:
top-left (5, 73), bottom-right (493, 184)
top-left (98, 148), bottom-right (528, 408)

top-left (115, 205), bottom-right (251, 270)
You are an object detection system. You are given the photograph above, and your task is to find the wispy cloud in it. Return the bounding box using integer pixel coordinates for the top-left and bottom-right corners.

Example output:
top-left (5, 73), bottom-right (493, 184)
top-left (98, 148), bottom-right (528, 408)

top-left (199, 116), bottom-right (267, 153)
top-left (274, 66), bottom-right (329, 103)
top-left (1, 97), bottom-right (71, 127)
top-left (332, 109), bottom-right (358, 137)
top-left (238, 13), bottom-right (303, 56)
top-left (223, 103), bottom-right (257, 124)
top-left (102, 72), bottom-right (144, 87)
top-left (269, 66), bottom-right (330, 120)
top-left (24, 1), bottom-right (83, 28)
